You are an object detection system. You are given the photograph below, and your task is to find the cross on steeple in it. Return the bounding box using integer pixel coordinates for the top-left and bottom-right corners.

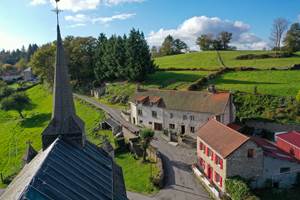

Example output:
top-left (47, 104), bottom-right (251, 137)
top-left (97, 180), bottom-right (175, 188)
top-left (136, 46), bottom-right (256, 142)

top-left (52, 0), bottom-right (63, 26)
top-left (42, 0), bottom-right (85, 150)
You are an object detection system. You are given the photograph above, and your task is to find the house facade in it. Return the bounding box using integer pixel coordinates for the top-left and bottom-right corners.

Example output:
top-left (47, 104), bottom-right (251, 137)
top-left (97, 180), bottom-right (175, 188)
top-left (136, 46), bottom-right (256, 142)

top-left (130, 89), bottom-right (235, 138)
top-left (196, 119), bottom-right (300, 193)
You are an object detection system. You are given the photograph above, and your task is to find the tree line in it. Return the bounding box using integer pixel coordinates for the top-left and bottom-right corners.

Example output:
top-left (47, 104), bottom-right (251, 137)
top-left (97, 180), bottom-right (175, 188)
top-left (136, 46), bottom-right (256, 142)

top-left (29, 29), bottom-right (157, 90)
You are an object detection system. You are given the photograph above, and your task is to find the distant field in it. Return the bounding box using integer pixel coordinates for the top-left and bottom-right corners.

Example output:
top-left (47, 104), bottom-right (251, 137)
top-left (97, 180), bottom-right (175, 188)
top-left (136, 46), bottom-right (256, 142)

top-left (208, 70), bottom-right (300, 96)
top-left (145, 70), bottom-right (211, 89)
top-left (155, 51), bottom-right (300, 69)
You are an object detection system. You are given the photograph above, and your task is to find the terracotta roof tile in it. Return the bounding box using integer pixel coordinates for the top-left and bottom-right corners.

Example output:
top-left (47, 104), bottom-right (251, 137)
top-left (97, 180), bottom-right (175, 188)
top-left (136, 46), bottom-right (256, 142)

top-left (197, 119), bottom-right (249, 158)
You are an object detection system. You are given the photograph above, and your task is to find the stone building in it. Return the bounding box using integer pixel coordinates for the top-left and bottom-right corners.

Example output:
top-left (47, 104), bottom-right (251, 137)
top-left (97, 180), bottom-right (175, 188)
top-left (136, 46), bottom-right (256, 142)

top-left (1, 7), bottom-right (127, 200)
top-left (196, 119), bottom-right (300, 194)
top-left (130, 89), bottom-right (235, 139)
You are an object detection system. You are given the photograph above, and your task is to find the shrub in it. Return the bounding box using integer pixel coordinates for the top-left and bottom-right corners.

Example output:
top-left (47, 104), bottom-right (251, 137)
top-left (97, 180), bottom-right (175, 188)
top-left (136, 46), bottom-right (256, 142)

top-left (225, 176), bottom-right (251, 200)
top-left (236, 52), bottom-right (292, 60)
top-left (296, 91), bottom-right (300, 103)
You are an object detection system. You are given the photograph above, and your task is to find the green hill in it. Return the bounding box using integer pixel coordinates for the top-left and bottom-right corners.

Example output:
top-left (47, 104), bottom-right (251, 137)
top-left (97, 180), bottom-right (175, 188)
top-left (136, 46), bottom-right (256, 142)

top-left (155, 51), bottom-right (300, 70)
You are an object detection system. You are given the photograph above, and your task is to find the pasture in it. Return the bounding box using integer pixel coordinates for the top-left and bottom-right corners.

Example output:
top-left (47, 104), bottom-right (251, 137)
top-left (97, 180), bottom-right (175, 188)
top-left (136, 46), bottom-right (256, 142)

top-left (155, 51), bottom-right (300, 70)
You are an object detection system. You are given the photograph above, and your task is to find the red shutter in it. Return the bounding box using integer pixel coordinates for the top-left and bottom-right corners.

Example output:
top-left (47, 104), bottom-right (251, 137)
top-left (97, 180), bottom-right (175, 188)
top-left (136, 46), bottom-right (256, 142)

top-left (220, 159), bottom-right (223, 169)
top-left (220, 176), bottom-right (223, 187)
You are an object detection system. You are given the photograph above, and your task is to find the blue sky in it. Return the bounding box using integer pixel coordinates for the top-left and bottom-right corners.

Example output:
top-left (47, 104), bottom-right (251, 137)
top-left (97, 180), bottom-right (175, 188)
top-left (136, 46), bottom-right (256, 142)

top-left (1, 0), bottom-right (299, 50)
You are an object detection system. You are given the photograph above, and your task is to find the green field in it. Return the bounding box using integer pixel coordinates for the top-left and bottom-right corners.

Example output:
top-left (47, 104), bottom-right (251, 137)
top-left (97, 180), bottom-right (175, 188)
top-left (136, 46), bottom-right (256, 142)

top-left (208, 70), bottom-right (300, 96)
top-left (155, 51), bottom-right (300, 69)
top-left (115, 152), bottom-right (159, 194)
top-left (145, 70), bottom-right (211, 89)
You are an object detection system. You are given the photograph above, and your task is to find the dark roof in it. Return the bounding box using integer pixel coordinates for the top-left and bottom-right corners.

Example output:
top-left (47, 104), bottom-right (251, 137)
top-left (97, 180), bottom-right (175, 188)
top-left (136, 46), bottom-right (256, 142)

top-left (197, 119), bottom-right (249, 158)
top-left (276, 131), bottom-right (300, 149)
top-left (104, 118), bottom-right (121, 129)
top-left (252, 137), bottom-right (299, 163)
top-left (133, 89), bottom-right (230, 114)
top-left (1, 138), bottom-right (127, 200)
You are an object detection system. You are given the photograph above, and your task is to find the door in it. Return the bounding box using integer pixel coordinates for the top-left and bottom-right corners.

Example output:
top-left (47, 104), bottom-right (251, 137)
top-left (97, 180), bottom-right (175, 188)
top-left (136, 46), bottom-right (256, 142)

top-left (154, 123), bottom-right (163, 131)
top-left (181, 125), bottom-right (185, 134)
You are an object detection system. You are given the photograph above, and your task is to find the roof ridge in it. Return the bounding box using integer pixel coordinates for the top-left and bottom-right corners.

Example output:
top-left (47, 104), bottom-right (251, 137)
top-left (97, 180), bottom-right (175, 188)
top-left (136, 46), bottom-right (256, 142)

top-left (139, 88), bottom-right (230, 95)
top-left (212, 118), bottom-right (250, 140)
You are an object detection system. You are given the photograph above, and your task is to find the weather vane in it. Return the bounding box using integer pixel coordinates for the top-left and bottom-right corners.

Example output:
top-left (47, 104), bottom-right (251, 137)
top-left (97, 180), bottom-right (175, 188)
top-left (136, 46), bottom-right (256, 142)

top-left (52, 0), bottom-right (63, 25)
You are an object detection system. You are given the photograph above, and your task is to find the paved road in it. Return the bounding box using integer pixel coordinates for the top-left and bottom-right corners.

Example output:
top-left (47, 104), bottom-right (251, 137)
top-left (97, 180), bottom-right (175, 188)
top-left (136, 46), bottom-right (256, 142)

top-left (76, 94), bottom-right (210, 200)
top-left (74, 94), bottom-right (139, 133)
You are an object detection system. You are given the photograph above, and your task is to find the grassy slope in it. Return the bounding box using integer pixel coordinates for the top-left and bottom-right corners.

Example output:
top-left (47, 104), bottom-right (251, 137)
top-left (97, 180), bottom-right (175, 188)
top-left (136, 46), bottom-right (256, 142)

top-left (0, 85), bottom-right (104, 181)
top-left (155, 51), bottom-right (300, 69)
top-left (208, 70), bottom-right (300, 96)
top-left (145, 70), bottom-right (211, 90)
top-left (115, 152), bottom-right (159, 194)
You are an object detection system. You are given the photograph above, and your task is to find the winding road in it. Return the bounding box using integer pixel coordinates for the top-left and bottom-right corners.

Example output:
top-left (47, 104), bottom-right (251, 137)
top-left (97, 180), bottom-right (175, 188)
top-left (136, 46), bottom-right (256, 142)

top-left (75, 94), bottom-right (210, 200)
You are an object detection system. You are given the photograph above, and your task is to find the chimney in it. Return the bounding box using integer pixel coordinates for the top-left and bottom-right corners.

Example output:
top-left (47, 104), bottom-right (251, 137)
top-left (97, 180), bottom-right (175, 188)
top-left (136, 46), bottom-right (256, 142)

top-left (208, 84), bottom-right (217, 93)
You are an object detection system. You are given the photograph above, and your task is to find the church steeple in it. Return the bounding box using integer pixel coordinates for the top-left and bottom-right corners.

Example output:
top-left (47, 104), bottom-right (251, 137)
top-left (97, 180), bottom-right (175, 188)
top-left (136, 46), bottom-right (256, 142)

top-left (42, 0), bottom-right (85, 150)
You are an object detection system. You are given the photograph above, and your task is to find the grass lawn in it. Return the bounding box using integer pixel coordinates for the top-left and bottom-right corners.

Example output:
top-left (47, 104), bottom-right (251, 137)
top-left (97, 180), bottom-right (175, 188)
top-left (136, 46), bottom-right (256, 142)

top-left (155, 51), bottom-right (300, 70)
top-left (115, 151), bottom-right (159, 194)
top-left (207, 70), bottom-right (300, 96)
top-left (144, 70), bottom-right (211, 90)
top-left (0, 85), bottom-right (105, 186)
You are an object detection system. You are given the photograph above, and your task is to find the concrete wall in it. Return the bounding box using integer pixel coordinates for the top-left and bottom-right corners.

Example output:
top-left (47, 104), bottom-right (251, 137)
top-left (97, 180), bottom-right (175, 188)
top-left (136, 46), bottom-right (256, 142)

top-left (255, 156), bottom-right (300, 188)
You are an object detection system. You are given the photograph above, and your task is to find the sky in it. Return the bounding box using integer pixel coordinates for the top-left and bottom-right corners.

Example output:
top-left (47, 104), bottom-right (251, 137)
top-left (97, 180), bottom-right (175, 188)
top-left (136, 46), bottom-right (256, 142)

top-left (0, 0), bottom-right (299, 51)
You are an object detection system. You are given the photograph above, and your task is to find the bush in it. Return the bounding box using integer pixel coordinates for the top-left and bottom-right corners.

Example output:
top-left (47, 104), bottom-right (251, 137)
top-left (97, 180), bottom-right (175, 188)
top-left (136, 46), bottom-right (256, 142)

top-left (225, 176), bottom-right (251, 200)
top-left (236, 52), bottom-right (292, 60)
top-left (296, 91), bottom-right (300, 103)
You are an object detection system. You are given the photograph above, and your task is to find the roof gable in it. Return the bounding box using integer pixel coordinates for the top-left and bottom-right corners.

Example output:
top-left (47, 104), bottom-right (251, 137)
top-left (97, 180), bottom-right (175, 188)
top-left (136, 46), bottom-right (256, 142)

top-left (197, 119), bottom-right (249, 158)
top-left (276, 131), bottom-right (300, 148)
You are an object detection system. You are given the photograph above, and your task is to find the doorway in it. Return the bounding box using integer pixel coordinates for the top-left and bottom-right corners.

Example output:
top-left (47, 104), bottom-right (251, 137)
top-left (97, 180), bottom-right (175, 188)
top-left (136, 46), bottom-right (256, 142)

top-left (181, 125), bottom-right (185, 134)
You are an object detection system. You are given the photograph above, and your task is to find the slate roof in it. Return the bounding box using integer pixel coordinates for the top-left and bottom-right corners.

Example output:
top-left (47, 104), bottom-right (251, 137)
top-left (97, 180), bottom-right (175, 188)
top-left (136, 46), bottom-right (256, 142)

top-left (133, 89), bottom-right (231, 114)
top-left (1, 138), bottom-right (127, 200)
top-left (197, 119), bottom-right (249, 158)
top-left (276, 131), bottom-right (300, 149)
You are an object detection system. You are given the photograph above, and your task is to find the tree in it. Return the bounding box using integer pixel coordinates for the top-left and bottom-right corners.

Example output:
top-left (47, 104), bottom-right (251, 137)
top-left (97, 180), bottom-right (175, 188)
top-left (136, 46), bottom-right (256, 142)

top-left (1, 93), bottom-right (30, 118)
top-left (218, 31), bottom-right (233, 50)
top-left (270, 18), bottom-right (289, 51)
top-left (15, 58), bottom-right (27, 71)
top-left (150, 46), bottom-right (159, 58)
top-left (196, 34), bottom-right (214, 50)
top-left (29, 43), bottom-right (56, 86)
top-left (140, 129), bottom-right (155, 162)
top-left (283, 23), bottom-right (300, 53)
top-left (159, 35), bottom-right (188, 56)
top-left (94, 33), bottom-right (108, 82)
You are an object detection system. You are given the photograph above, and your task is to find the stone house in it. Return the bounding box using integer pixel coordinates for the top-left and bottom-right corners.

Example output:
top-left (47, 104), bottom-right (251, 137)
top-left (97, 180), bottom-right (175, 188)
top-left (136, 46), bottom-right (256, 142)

top-left (23, 67), bottom-right (33, 81)
top-left (130, 89), bottom-right (235, 139)
top-left (196, 119), bottom-right (300, 193)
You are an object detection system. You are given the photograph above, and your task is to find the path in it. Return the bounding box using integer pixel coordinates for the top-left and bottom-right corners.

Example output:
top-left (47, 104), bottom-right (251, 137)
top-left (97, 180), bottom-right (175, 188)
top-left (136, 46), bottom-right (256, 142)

top-left (75, 94), bottom-right (210, 200)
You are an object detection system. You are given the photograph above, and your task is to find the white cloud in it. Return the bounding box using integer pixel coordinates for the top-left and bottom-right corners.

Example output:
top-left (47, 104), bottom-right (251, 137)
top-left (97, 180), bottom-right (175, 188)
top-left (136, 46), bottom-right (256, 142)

top-left (147, 16), bottom-right (269, 50)
top-left (49, 0), bottom-right (100, 12)
top-left (30, 0), bottom-right (144, 12)
top-left (65, 13), bottom-right (135, 27)
top-left (30, 0), bottom-right (47, 5)
top-left (104, 0), bottom-right (144, 6)
top-left (92, 13), bottom-right (136, 23)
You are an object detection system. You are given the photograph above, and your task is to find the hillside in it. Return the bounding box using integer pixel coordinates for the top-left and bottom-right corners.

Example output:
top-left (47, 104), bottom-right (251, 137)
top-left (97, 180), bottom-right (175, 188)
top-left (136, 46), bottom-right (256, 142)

top-left (155, 51), bottom-right (300, 69)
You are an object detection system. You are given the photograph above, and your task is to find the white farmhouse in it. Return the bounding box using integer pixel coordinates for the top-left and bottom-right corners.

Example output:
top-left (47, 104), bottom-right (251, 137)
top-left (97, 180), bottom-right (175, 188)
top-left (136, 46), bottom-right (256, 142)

top-left (129, 89), bottom-right (236, 139)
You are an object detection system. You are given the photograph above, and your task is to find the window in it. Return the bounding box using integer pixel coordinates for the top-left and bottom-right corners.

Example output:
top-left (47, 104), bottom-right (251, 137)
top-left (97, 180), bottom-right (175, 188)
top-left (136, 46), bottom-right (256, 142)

top-left (215, 155), bottom-right (223, 169)
top-left (170, 113), bottom-right (173, 119)
top-left (183, 115), bottom-right (187, 120)
top-left (139, 120), bottom-right (143, 124)
top-left (280, 167), bottom-right (291, 173)
top-left (190, 115), bottom-right (195, 121)
top-left (138, 109), bottom-right (142, 116)
top-left (214, 172), bottom-right (223, 187)
top-left (215, 115), bottom-right (221, 122)
top-left (247, 149), bottom-right (255, 158)
top-left (200, 142), bottom-right (203, 150)
top-left (152, 111), bottom-right (157, 118)
top-left (190, 126), bottom-right (195, 133)
top-left (149, 122), bottom-right (153, 125)
top-left (169, 124), bottom-right (175, 129)
top-left (203, 145), bottom-right (206, 153)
